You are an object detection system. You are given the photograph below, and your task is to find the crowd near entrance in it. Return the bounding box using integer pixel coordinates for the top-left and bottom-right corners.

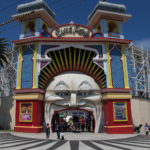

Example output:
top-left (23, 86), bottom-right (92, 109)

top-left (52, 109), bottom-right (95, 132)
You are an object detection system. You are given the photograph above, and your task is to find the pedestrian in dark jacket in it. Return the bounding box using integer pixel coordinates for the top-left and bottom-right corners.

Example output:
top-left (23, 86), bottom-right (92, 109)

top-left (55, 122), bottom-right (60, 139)
top-left (46, 123), bottom-right (50, 141)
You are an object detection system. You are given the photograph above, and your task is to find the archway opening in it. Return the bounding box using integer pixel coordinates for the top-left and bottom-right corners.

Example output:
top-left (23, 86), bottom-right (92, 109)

top-left (51, 108), bottom-right (95, 132)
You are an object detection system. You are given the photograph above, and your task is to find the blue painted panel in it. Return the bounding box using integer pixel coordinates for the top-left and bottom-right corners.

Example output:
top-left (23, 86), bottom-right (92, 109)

top-left (35, 18), bottom-right (41, 37)
top-left (20, 22), bottom-right (25, 39)
top-left (110, 48), bottom-right (124, 88)
top-left (118, 21), bottom-right (124, 39)
top-left (21, 48), bottom-right (33, 88)
top-left (101, 19), bottom-right (107, 35)
top-left (86, 45), bottom-right (103, 57)
top-left (41, 45), bottom-right (58, 56)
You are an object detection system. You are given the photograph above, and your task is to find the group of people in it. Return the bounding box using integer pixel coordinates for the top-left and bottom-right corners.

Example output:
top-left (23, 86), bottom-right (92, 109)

top-left (59, 116), bottom-right (90, 132)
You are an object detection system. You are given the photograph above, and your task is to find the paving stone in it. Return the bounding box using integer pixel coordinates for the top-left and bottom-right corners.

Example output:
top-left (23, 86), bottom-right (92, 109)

top-left (0, 132), bottom-right (149, 150)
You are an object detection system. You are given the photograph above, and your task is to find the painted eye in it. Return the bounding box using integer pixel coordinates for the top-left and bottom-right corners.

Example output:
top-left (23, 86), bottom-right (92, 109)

top-left (81, 92), bottom-right (88, 96)
top-left (57, 92), bottom-right (65, 97)
top-left (57, 92), bottom-right (70, 97)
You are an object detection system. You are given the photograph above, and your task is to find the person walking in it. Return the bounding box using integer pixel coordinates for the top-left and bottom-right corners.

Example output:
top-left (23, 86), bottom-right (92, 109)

top-left (145, 123), bottom-right (149, 140)
top-left (46, 123), bottom-right (50, 141)
top-left (55, 122), bottom-right (60, 139)
top-left (60, 128), bottom-right (64, 140)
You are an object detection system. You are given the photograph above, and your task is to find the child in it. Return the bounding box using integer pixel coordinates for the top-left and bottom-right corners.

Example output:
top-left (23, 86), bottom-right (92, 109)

top-left (46, 123), bottom-right (50, 141)
top-left (60, 128), bottom-right (64, 140)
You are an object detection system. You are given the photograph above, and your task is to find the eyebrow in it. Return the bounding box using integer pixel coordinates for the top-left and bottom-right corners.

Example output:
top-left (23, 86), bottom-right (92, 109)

top-left (77, 81), bottom-right (92, 90)
top-left (54, 81), bottom-right (69, 90)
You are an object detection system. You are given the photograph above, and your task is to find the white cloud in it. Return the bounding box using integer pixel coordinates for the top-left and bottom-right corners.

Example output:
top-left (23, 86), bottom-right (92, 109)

top-left (133, 38), bottom-right (150, 49)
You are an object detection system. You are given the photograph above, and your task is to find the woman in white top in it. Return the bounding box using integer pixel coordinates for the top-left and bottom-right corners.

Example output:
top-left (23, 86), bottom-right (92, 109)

top-left (145, 123), bottom-right (149, 140)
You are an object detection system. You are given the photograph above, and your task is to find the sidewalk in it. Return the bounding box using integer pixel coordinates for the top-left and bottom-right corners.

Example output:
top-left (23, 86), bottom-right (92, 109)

top-left (11, 132), bottom-right (139, 140)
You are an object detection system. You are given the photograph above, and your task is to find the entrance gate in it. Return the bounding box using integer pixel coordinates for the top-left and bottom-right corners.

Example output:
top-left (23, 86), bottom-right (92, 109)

top-left (52, 109), bottom-right (95, 132)
top-left (13, 0), bottom-right (133, 134)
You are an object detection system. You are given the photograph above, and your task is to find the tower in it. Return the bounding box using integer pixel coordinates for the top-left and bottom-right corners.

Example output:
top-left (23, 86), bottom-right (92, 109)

top-left (88, 1), bottom-right (133, 133)
top-left (13, 0), bottom-right (57, 133)
top-left (88, 1), bottom-right (131, 39)
top-left (13, 0), bottom-right (57, 39)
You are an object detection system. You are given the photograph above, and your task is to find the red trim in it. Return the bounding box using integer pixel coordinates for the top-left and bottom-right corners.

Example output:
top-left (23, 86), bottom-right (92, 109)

top-left (12, 37), bottom-right (132, 45)
top-left (14, 126), bottom-right (43, 133)
top-left (14, 88), bottom-right (45, 94)
top-left (101, 88), bottom-right (131, 93)
top-left (104, 126), bottom-right (133, 134)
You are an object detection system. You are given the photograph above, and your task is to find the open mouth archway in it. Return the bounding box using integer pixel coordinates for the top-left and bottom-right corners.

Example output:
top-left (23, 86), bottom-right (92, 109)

top-left (39, 47), bottom-right (106, 133)
top-left (51, 108), bottom-right (95, 132)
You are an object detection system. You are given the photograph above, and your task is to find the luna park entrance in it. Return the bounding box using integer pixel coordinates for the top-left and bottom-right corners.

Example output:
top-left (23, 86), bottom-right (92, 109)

top-left (51, 109), bottom-right (95, 132)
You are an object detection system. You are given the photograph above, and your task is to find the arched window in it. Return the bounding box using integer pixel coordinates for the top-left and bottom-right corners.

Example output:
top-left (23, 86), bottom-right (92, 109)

top-left (110, 47), bottom-right (124, 88)
top-left (93, 24), bottom-right (103, 37)
top-left (107, 21), bottom-right (119, 37)
top-left (22, 47), bottom-right (34, 88)
top-left (24, 20), bottom-right (35, 37)
top-left (95, 24), bottom-right (101, 33)
top-left (41, 24), bottom-right (50, 37)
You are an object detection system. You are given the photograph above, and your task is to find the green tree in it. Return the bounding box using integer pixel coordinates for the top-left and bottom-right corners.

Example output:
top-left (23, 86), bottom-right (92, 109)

top-left (0, 37), bottom-right (9, 68)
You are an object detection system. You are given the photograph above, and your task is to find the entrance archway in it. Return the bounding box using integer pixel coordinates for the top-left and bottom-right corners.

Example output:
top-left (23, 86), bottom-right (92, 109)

top-left (39, 47), bottom-right (106, 133)
top-left (51, 108), bottom-right (95, 132)
top-left (45, 72), bottom-right (103, 133)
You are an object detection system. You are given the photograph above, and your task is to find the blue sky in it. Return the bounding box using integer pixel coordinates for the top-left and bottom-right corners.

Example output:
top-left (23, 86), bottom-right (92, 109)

top-left (0, 0), bottom-right (150, 48)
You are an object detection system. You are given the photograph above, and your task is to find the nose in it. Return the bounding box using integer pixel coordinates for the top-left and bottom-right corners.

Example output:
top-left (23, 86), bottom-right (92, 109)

top-left (70, 93), bottom-right (77, 107)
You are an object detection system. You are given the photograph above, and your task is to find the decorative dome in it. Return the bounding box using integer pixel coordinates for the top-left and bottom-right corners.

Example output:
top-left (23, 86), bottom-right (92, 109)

top-left (88, 1), bottom-right (126, 21)
top-left (17, 0), bottom-right (56, 19)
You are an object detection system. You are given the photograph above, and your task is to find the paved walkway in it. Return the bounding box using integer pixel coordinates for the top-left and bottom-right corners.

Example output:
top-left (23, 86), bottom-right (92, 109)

top-left (0, 132), bottom-right (149, 150)
top-left (11, 132), bottom-right (136, 140)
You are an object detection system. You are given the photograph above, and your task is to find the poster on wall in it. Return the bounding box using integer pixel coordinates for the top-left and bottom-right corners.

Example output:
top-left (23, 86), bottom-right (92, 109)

top-left (113, 102), bottom-right (128, 121)
top-left (19, 103), bottom-right (33, 122)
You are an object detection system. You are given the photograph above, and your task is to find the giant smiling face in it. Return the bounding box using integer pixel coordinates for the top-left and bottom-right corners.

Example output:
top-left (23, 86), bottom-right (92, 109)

top-left (45, 72), bottom-right (102, 133)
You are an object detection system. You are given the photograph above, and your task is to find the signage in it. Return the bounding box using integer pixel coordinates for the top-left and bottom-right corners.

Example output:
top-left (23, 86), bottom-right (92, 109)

top-left (51, 24), bottom-right (92, 38)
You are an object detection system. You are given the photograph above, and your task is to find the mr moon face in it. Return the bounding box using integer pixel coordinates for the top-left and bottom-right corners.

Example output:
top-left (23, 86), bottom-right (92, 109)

top-left (45, 72), bottom-right (103, 133)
